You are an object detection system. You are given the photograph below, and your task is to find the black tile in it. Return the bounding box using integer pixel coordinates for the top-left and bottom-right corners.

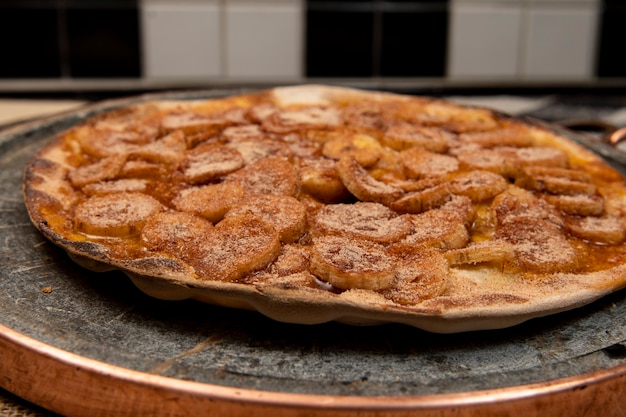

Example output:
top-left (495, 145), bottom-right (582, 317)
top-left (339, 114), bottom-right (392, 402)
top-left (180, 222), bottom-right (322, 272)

top-left (306, 11), bottom-right (375, 77)
top-left (380, 10), bottom-right (448, 77)
top-left (66, 8), bottom-right (140, 78)
top-left (597, 10), bottom-right (626, 77)
top-left (0, 8), bottom-right (61, 78)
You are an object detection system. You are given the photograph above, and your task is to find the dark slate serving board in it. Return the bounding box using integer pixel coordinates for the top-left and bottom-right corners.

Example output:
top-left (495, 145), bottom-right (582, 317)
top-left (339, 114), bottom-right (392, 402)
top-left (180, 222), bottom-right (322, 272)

top-left (1, 90), bottom-right (626, 401)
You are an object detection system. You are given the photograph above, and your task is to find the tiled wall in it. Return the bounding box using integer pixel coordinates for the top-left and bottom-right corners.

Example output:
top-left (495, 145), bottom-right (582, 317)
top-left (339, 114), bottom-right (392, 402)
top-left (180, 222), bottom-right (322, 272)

top-left (0, 0), bottom-right (624, 90)
top-left (447, 0), bottom-right (600, 81)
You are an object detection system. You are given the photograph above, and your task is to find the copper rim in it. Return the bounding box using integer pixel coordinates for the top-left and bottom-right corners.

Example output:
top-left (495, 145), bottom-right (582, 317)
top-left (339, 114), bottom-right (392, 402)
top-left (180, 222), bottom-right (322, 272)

top-left (2, 322), bottom-right (626, 417)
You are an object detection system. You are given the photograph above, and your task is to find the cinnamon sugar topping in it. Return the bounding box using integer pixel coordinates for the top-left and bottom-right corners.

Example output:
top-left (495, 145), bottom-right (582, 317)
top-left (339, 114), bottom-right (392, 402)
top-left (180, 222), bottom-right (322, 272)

top-left (23, 85), bottom-right (626, 330)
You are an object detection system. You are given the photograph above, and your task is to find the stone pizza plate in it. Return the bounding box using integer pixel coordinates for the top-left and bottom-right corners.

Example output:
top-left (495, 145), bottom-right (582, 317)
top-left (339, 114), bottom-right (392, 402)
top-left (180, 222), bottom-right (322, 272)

top-left (1, 90), bottom-right (626, 417)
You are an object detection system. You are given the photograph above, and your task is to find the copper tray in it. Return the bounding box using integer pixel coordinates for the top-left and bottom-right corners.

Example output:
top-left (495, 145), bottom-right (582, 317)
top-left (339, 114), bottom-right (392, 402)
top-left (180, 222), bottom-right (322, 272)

top-left (2, 90), bottom-right (626, 416)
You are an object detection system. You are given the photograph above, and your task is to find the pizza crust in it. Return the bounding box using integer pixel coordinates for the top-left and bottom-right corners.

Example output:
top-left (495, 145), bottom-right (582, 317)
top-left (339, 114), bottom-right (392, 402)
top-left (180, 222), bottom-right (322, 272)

top-left (23, 85), bottom-right (626, 333)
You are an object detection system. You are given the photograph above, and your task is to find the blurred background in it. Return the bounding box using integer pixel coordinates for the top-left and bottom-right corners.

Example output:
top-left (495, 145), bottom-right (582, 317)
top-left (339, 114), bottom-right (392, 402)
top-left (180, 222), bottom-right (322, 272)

top-left (0, 0), bottom-right (625, 98)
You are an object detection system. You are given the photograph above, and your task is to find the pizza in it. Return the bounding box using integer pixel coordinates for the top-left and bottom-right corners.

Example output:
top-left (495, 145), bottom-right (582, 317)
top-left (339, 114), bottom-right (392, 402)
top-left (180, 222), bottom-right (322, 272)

top-left (22, 85), bottom-right (626, 333)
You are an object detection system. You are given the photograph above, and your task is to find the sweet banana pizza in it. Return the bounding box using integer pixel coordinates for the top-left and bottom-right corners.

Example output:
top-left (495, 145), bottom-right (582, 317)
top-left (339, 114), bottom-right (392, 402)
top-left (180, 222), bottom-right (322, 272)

top-left (23, 85), bottom-right (626, 332)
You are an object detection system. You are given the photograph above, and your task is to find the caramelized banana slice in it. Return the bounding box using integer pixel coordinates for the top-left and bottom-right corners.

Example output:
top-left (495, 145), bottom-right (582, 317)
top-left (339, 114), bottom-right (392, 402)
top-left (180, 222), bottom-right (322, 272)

top-left (382, 123), bottom-right (453, 153)
top-left (385, 244), bottom-right (448, 305)
top-left (492, 185), bottom-right (564, 229)
top-left (542, 193), bottom-right (605, 216)
top-left (220, 124), bottom-right (264, 141)
top-left (120, 160), bottom-right (167, 179)
top-left (449, 170), bottom-right (508, 202)
top-left (298, 158), bottom-right (350, 203)
top-left (68, 154), bottom-right (127, 187)
top-left (197, 214), bottom-right (281, 281)
top-left (403, 209), bottom-right (469, 250)
top-left (180, 144), bottom-right (245, 184)
top-left (263, 106), bottom-right (342, 134)
top-left (172, 182), bottom-right (244, 223)
top-left (267, 244), bottom-right (310, 277)
top-left (161, 109), bottom-right (244, 136)
top-left (439, 195), bottom-right (476, 226)
top-left (495, 216), bottom-right (578, 272)
top-left (500, 146), bottom-right (568, 168)
top-left (417, 102), bottom-right (499, 133)
top-left (516, 166), bottom-right (596, 196)
top-left (74, 128), bottom-right (148, 158)
top-left (74, 192), bottom-right (162, 237)
top-left (456, 148), bottom-right (507, 173)
top-left (343, 104), bottom-right (386, 131)
top-left (224, 156), bottom-right (299, 197)
top-left (337, 156), bottom-right (403, 205)
top-left (310, 236), bottom-right (395, 290)
top-left (444, 240), bottom-right (515, 266)
top-left (401, 148), bottom-right (459, 179)
top-left (389, 183), bottom-right (451, 214)
top-left (313, 202), bottom-right (413, 244)
top-left (322, 133), bottom-right (383, 167)
top-left (226, 138), bottom-right (293, 165)
top-left (566, 215), bottom-right (626, 244)
top-left (130, 130), bottom-right (187, 165)
top-left (141, 211), bottom-right (215, 257)
top-left (82, 179), bottom-right (149, 196)
top-left (458, 124), bottom-right (533, 148)
top-left (226, 194), bottom-right (307, 243)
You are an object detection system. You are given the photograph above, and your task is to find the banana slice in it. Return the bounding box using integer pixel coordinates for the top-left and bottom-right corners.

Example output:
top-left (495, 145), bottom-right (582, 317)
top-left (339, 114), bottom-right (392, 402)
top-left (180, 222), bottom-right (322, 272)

top-left (403, 209), bottom-right (469, 250)
top-left (82, 179), bottom-right (149, 196)
top-left (267, 244), bottom-right (311, 277)
top-left (161, 109), bottom-right (244, 136)
top-left (516, 166), bottom-right (596, 196)
top-left (449, 170), bottom-right (508, 202)
top-left (172, 182), bottom-right (244, 223)
top-left (74, 192), bottom-right (163, 237)
top-left (224, 156), bottom-right (300, 197)
top-left (439, 195), bottom-right (476, 226)
top-left (298, 158), bottom-right (350, 203)
top-left (444, 240), bottom-right (515, 266)
top-left (68, 154), bottom-right (127, 187)
top-left (120, 160), bottom-right (167, 179)
top-left (226, 194), bottom-right (307, 243)
top-left (385, 244), bottom-right (448, 305)
top-left (566, 215), bottom-right (626, 244)
top-left (313, 201), bottom-right (413, 244)
top-left (226, 138), bottom-right (293, 165)
top-left (456, 148), bottom-right (507, 173)
top-left (542, 193), bottom-right (605, 216)
top-left (322, 133), bottom-right (383, 168)
top-left (382, 123), bottom-right (453, 153)
top-left (492, 185), bottom-right (565, 229)
top-left (310, 235), bottom-right (396, 290)
top-left (197, 214), bottom-right (281, 281)
top-left (500, 146), bottom-right (568, 168)
top-left (130, 130), bottom-right (187, 165)
top-left (337, 156), bottom-right (403, 205)
top-left (220, 124), bottom-right (264, 141)
top-left (180, 144), bottom-right (245, 184)
top-left (389, 183), bottom-right (451, 214)
top-left (495, 216), bottom-right (578, 272)
top-left (343, 104), bottom-right (386, 131)
top-left (263, 107), bottom-right (342, 134)
top-left (401, 147), bottom-right (459, 179)
top-left (74, 127), bottom-right (148, 158)
top-left (141, 211), bottom-right (215, 257)
top-left (458, 124), bottom-right (533, 148)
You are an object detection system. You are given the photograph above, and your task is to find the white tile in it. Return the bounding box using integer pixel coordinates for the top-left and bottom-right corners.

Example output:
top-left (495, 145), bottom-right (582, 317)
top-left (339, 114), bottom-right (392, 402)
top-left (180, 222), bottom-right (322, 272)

top-left (447, 4), bottom-right (524, 79)
top-left (532, 0), bottom-right (598, 4)
top-left (141, 2), bottom-right (221, 79)
top-left (225, 2), bottom-right (303, 79)
top-left (523, 6), bottom-right (599, 80)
